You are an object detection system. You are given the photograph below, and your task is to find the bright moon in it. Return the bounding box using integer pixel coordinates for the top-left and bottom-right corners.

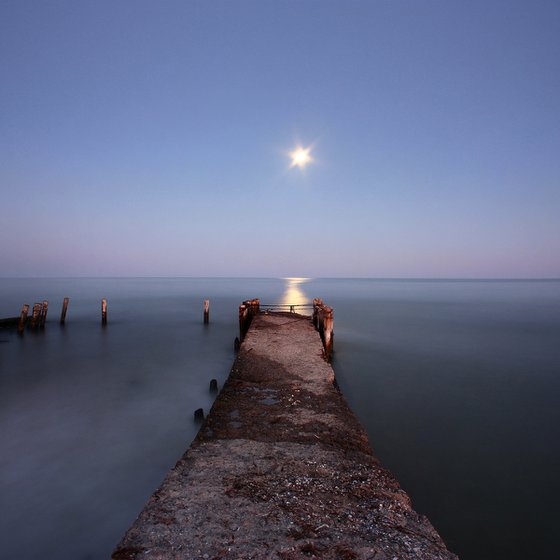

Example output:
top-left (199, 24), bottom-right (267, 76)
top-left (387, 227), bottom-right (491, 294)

top-left (290, 146), bottom-right (312, 169)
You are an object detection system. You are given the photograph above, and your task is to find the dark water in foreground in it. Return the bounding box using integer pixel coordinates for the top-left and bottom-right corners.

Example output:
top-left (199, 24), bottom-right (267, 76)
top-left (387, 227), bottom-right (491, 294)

top-left (1, 278), bottom-right (559, 560)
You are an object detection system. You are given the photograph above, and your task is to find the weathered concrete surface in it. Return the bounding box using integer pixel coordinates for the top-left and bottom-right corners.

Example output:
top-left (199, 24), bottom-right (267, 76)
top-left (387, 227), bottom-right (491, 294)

top-left (113, 313), bottom-right (457, 560)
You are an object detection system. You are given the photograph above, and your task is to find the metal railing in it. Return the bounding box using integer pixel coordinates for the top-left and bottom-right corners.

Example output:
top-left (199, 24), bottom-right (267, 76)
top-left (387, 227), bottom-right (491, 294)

top-left (238, 298), bottom-right (334, 361)
top-left (260, 303), bottom-right (314, 315)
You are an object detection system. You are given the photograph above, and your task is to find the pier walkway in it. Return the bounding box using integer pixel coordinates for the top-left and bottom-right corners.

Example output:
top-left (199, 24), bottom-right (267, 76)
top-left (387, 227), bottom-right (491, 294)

top-left (113, 308), bottom-right (456, 559)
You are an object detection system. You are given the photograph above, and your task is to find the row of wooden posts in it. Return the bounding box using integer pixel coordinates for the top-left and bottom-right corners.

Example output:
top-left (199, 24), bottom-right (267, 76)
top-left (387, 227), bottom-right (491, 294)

top-left (14, 296), bottom-right (334, 360)
top-left (16, 297), bottom-right (108, 334)
top-left (14, 298), bottom-right (212, 335)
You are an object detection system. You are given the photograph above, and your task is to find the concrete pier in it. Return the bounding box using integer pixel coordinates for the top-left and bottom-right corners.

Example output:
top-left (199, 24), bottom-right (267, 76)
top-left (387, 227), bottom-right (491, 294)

top-left (113, 311), bottom-right (457, 559)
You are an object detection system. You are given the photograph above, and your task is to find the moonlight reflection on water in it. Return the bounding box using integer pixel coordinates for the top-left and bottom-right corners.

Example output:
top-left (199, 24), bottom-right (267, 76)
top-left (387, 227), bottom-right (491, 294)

top-left (281, 277), bottom-right (311, 307)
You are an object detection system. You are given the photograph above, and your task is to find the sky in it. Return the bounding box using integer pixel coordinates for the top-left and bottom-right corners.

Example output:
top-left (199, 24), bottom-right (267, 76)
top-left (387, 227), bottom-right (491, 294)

top-left (1, 0), bottom-right (559, 278)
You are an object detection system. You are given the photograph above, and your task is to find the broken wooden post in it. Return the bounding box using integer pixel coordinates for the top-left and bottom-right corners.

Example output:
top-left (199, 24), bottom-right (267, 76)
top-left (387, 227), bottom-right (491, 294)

top-left (60, 297), bottom-right (69, 325)
top-left (239, 299), bottom-right (266, 341)
top-left (17, 304), bottom-right (29, 335)
top-left (203, 299), bottom-right (210, 324)
top-left (312, 298), bottom-right (323, 330)
top-left (101, 298), bottom-right (107, 326)
top-left (317, 306), bottom-right (325, 340)
top-left (248, 298), bottom-right (260, 317)
top-left (194, 408), bottom-right (204, 423)
top-left (31, 303), bottom-right (42, 329)
top-left (209, 379), bottom-right (218, 393)
top-left (239, 304), bottom-right (248, 341)
top-left (323, 306), bottom-right (334, 361)
top-left (39, 300), bottom-right (48, 328)
top-left (312, 299), bottom-right (333, 360)
top-left (239, 299), bottom-right (260, 340)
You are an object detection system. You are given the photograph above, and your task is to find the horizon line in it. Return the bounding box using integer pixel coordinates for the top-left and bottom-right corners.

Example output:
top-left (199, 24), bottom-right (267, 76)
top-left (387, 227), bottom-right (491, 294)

top-left (1, 276), bottom-right (559, 282)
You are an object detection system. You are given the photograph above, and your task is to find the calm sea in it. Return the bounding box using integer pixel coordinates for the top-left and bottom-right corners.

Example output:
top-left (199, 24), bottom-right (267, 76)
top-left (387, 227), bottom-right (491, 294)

top-left (1, 278), bottom-right (559, 559)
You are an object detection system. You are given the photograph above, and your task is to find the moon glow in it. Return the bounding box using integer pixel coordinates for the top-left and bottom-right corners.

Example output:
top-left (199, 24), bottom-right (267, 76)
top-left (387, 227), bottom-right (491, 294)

top-left (290, 146), bottom-right (312, 169)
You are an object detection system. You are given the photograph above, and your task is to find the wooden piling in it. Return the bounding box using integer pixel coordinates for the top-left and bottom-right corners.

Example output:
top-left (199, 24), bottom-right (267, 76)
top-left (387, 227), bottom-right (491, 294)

top-left (17, 304), bottom-right (29, 335)
top-left (60, 297), bottom-right (69, 325)
top-left (194, 408), bottom-right (204, 422)
top-left (31, 303), bottom-right (42, 329)
top-left (39, 300), bottom-right (48, 328)
top-left (209, 379), bottom-right (218, 393)
top-left (239, 298), bottom-right (260, 341)
top-left (312, 298), bottom-right (323, 329)
top-left (312, 299), bottom-right (333, 361)
top-left (323, 305), bottom-right (334, 361)
top-left (246, 298), bottom-right (260, 316)
top-left (239, 304), bottom-right (248, 341)
top-left (317, 305), bottom-right (325, 339)
top-left (101, 298), bottom-right (107, 326)
top-left (203, 299), bottom-right (210, 324)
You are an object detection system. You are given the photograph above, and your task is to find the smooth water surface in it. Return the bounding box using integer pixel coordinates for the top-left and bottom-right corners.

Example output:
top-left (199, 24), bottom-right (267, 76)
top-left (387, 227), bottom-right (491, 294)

top-left (1, 278), bottom-right (559, 559)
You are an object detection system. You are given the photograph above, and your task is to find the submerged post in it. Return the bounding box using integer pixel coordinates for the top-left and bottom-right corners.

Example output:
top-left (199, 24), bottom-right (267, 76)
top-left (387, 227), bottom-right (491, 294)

top-left (204, 299), bottom-right (210, 324)
top-left (101, 298), bottom-right (107, 326)
top-left (17, 304), bottom-right (29, 335)
top-left (60, 297), bottom-right (69, 325)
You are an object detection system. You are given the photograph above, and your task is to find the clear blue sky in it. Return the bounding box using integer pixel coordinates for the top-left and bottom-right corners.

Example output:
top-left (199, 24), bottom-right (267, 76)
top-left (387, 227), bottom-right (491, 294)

top-left (1, 0), bottom-right (559, 278)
